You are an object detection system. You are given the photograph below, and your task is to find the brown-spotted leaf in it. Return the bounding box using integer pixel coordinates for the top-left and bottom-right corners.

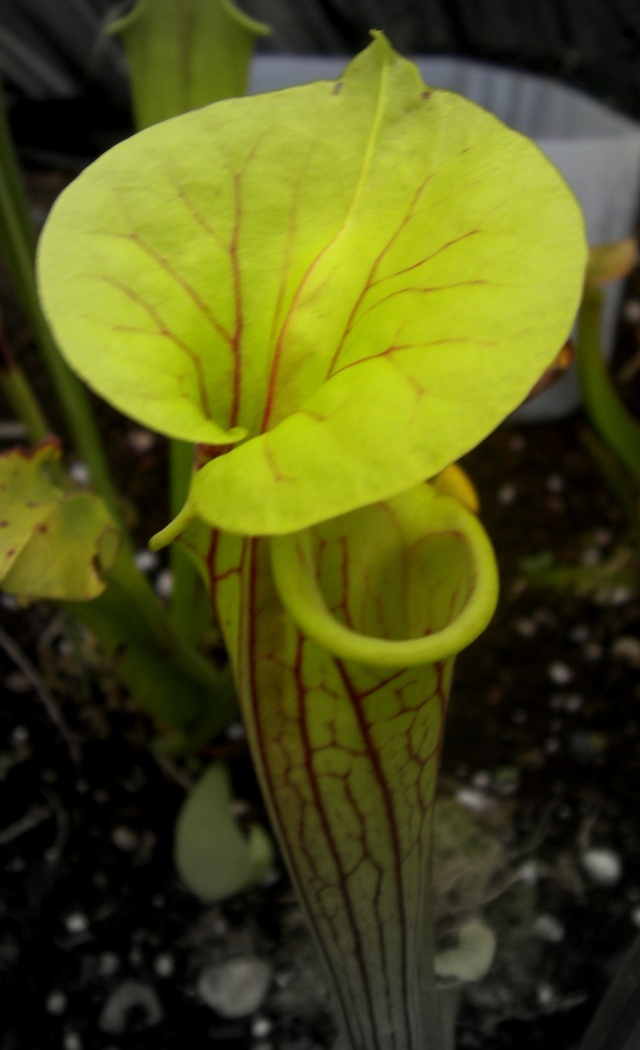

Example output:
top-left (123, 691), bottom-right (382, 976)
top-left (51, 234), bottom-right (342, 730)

top-left (0, 442), bottom-right (120, 601)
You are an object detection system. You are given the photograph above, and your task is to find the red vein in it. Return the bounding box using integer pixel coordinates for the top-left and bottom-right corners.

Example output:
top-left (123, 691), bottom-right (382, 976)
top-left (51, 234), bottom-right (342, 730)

top-left (227, 174), bottom-right (244, 427)
top-left (296, 650), bottom-right (384, 1050)
top-left (353, 278), bottom-right (489, 325)
top-left (369, 229), bottom-right (482, 286)
top-left (335, 660), bottom-right (413, 1042)
top-left (98, 275), bottom-right (213, 419)
top-left (260, 221), bottom-right (345, 433)
top-left (108, 231), bottom-right (233, 346)
top-left (242, 573), bottom-right (365, 1047)
top-left (325, 173), bottom-right (433, 378)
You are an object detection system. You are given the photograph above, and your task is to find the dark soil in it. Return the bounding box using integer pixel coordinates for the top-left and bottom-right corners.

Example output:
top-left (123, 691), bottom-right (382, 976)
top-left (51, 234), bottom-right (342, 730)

top-left (2, 174), bottom-right (640, 1050)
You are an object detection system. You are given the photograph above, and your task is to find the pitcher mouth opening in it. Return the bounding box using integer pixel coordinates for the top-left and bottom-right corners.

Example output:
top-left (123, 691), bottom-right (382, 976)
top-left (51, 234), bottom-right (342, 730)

top-left (270, 485), bottom-right (499, 669)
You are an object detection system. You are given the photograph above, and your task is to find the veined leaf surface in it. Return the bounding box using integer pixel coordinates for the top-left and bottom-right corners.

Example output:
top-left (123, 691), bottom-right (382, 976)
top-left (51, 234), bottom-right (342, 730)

top-left (38, 33), bottom-right (586, 536)
top-left (208, 482), bottom-right (498, 1047)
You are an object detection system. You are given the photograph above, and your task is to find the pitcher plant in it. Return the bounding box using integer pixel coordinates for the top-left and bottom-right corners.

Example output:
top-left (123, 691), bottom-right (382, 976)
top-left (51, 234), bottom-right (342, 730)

top-left (37, 33), bottom-right (586, 1050)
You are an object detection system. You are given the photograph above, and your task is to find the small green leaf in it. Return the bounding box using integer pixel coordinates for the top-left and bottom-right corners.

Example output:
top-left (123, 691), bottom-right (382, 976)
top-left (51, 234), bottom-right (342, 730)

top-left (0, 442), bottom-right (119, 601)
top-left (174, 762), bottom-right (273, 901)
top-left (68, 546), bottom-right (238, 747)
top-left (109, 0), bottom-right (269, 128)
top-left (435, 919), bottom-right (496, 983)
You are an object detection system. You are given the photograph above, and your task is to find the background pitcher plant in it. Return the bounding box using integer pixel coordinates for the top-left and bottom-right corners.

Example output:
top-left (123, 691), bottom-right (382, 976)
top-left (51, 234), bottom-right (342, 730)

top-left (37, 33), bottom-right (586, 1050)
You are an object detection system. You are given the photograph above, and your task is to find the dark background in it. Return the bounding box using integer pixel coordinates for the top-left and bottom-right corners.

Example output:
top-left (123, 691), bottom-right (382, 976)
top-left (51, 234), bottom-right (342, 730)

top-left (2, 0), bottom-right (640, 165)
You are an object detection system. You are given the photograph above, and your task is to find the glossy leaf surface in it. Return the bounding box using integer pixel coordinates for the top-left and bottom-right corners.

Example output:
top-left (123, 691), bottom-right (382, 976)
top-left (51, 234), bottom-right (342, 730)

top-left (38, 33), bottom-right (586, 538)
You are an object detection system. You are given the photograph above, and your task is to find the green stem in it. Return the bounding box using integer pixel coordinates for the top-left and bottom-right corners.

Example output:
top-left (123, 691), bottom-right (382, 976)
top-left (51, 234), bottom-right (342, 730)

top-left (576, 287), bottom-right (640, 484)
top-left (435, 985), bottom-right (460, 1050)
top-left (68, 545), bottom-right (237, 750)
top-left (0, 362), bottom-right (49, 445)
top-left (167, 437), bottom-right (210, 642)
top-left (0, 86), bottom-right (123, 526)
top-left (579, 426), bottom-right (640, 532)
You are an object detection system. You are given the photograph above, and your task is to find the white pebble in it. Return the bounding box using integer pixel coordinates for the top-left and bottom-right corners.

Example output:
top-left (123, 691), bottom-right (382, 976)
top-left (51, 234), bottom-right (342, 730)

top-left (612, 636), bottom-right (640, 668)
top-left (534, 914), bottom-right (565, 943)
top-left (11, 725), bottom-right (29, 745)
top-left (64, 912), bottom-right (89, 934)
top-left (98, 952), bottom-right (121, 977)
top-left (99, 980), bottom-right (162, 1034)
top-left (155, 569), bottom-right (173, 599)
top-left (133, 549), bottom-right (159, 573)
top-left (455, 787), bottom-right (493, 813)
top-left (197, 958), bottom-right (272, 1018)
top-left (111, 826), bottom-right (138, 852)
top-left (548, 661), bottom-right (573, 685)
top-left (570, 624), bottom-right (589, 643)
top-left (584, 642), bottom-right (604, 661)
top-left (546, 474), bottom-right (564, 493)
top-left (497, 483), bottom-right (516, 505)
top-left (154, 953), bottom-right (175, 977)
top-left (63, 1034), bottom-right (82, 1050)
top-left (631, 906), bottom-right (640, 928)
top-left (623, 298), bottom-right (640, 323)
top-left (251, 1016), bottom-right (273, 1038)
top-left (565, 693), bottom-right (583, 712)
top-left (514, 618), bottom-right (537, 638)
top-left (581, 848), bottom-right (622, 887)
top-left (45, 990), bottom-right (67, 1015)
top-left (128, 428), bottom-right (156, 452)
top-left (608, 586), bottom-right (632, 607)
top-left (537, 984), bottom-right (555, 1006)
top-left (518, 861), bottom-right (540, 887)
top-left (472, 770), bottom-right (491, 789)
top-left (69, 461), bottom-right (91, 485)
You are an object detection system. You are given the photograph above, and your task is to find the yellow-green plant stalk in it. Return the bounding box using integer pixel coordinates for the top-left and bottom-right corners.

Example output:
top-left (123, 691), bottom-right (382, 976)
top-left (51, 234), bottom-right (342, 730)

top-left (109, 0), bottom-right (268, 129)
top-left (37, 34), bottom-right (586, 1048)
top-left (202, 482), bottom-right (498, 1047)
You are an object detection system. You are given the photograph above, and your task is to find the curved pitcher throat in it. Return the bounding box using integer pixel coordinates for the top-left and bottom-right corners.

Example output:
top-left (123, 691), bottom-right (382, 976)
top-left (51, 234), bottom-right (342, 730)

top-left (207, 483), bottom-right (498, 1050)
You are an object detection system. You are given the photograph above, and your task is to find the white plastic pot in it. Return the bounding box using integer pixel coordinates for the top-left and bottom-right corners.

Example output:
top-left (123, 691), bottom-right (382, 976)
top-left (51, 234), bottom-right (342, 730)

top-left (249, 54), bottom-right (640, 421)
